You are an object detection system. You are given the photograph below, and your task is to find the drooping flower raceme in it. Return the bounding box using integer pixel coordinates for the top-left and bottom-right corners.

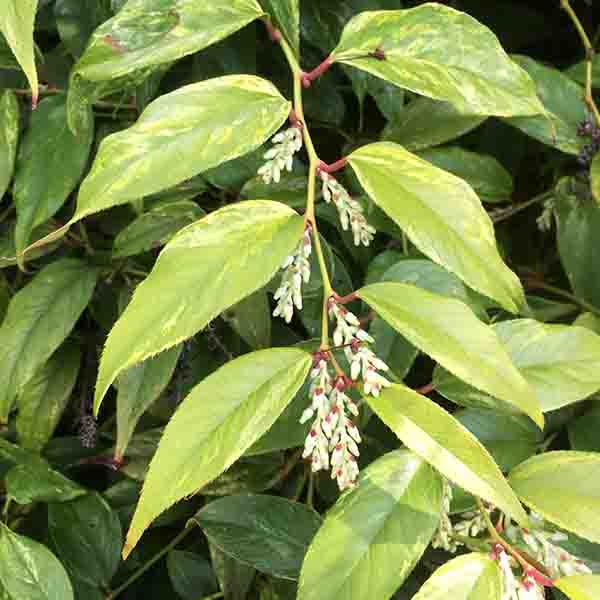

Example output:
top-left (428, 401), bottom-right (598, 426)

top-left (258, 126), bottom-right (303, 184)
top-left (273, 224), bottom-right (312, 323)
top-left (328, 298), bottom-right (390, 397)
top-left (432, 479), bottom-right (458, 553)
top-left (320, 172), bottom-right (376, 247)
top-left (300, 355), bottom-right (362, 490)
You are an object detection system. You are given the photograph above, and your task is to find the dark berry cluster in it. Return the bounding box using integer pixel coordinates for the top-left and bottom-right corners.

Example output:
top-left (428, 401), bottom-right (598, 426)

top-left (576, 116), bottom-right (600, 169)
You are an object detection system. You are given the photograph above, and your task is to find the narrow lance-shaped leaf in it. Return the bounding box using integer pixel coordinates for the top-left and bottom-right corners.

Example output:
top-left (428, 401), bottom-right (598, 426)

top-left (25, 75), bottom-right (291, 256)
top-left (509, 452), bottom-right (600, 544)
top-left (349, 142), bottom-right (526, 313)
top-left (73, 0), bottom-right (264, 82)
top-left (0, 259), bottom-right (98, 423)
top-left (0, 526), bottom-right (74, 600)
top-left (123, 348), bottom-right (312, 558)
top-left (412, 553), bottom-right (502, 600)
top-left (13, 95), bottom-right (94, 265)
top-left (331, 5), bottom-right (542, 116)
top-left (0, 1), bottom-right (39, 106)
top-left (358, 283), bottom-right (542, 427)
top-left (368, 384), bottom-right (530, 526)
top-left (298, 450), bottom-right (443, 600)
top-left (0, 91), bottom-right (19, 201)
top-left (94, 201), bottom-right (304, 413)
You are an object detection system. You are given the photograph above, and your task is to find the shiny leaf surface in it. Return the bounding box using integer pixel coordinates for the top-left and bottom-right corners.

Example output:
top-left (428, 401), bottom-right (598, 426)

top-left (124, 348), bottom-right (311, 557)
top-left (94, 201), bottom-right (303, 412)
top-left (349, 142), bottom-right (526, 312)
top-left (298, 450), bottom-right (443, 600)
top-left (331, 5), bottom-right (542, 116)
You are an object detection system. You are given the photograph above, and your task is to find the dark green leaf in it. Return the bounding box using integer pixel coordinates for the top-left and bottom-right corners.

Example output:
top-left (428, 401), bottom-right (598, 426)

top-left (124, 348), bottom-right (312, 557)
top-left (298, 450), bottom-right (442, 600)
top-left (193, 494), bottom-right (321, 580)
top-left (54, 0), bottom-right (111, 58)
top-left (260, 0), bottom-right (299, 56)
top-left (0, 259), bottom-right (98, 422)
top-left (167, 550), bottom-right (219, 600)
top-left (0, 90), bottom-right (19, 201)
top-left (568, 400), bottom-right (600, 452)
top-left (592, 154), bottom-right (600, 205)
top-left (223, 290), bottom-right (272, 350)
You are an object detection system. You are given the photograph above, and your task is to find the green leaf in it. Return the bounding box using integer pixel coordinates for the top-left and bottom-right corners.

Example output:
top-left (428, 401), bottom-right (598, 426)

top-left (412, 553), bottom-right (502, 600)
top-left (555, 575), bottom-right (600, 600)
top-left (13, 95), bottom-right (94, 262)
top-left (48, 493), bottom-right (122, 588)
top-left (0, 1), bottom-right (39, 105)
top-left (16, 343), bottom-right (81, 452)
top-left (112, 201), bottom-right (205, 258)
top-left (0, 259), bottom-right (98, 423)
top-left (260, 0), bottom-right (299, 56)
top-left (73, 0), bottom-right (264, 82)
top-left (509, 451), bottom-right (600, 543)
top-left (568, 400), bottom-right (600, 452)
top-left (331, 5), bottom-right (542, 116)
top-left (565, 57), bottom-right (600, 87)
top-left (193, 494), bottom-right (321, 580)
top-left (95, 201), bottom-right (303, 412)
top-left (357, 283), bottom-right (542, 427)
top-left (33, 75), bottom-right (290, 253)
top-left (506, 56), bottom-right (587, 155)
top-left (0, 221), bottom-right (63, 268)
top-left (349, 142), bottom-right (526, 313)
top-left (435, 319), bottom-right (600, 413)
top-left (241, 174), bottom-right (308, 210)
top-left (209, 544), bottom-right (256, 600)
top-left (123, 348), bottom-right (312, 557)
top-left (0, 90), bottom-right (19, 201)
top-left (456, 409), bottom-right (542, 472)
top-left (368, 384), bottom-right (530, 526)
top-left (592, 154), bottom-right (600, 205)
top-left (298, 450), bottom-right (443, 600)
top-left (167, 550), bottom-right (219, 600)
top-left (0, 526), bottom-right (74, 600)
top-left (382, 97), bottom-right (486, 152)
top-left (54, 0), bottom-right (111, 58)
top-left (555, 177), bottom-right (600, 310)
top-left (115, 345), bottom-right (181, 460)
top-left (417, 147), bottom-right (513, 204)
top-left (223, 290), bottom-right (272, 350)
top-left (5, 456), bottom-right (86, 504)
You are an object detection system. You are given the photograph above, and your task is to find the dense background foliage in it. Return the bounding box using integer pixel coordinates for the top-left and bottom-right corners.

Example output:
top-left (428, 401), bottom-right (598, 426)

top-left (1, 1), bottom-right (600, 599)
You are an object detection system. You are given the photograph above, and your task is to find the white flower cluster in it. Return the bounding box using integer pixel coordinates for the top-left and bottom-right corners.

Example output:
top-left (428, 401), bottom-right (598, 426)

top-left (536, 198), bottom-right (555, 232)
top-left (432, 479), bottom-right (458, 552)
top-left (506, 513), bottom-right (592, 579)
top-left (320, 172), bottom-right (376, 247)
top-left (328, 298), bottom-right (390, 397)
top-left (300, 356), bottom-right (361, 490)
top-left (258, 127), bottom-right (303, 184)
top-left (273, 225), bottom-right (312, 323)
top-left (493, 546), bottom-right (545, 600)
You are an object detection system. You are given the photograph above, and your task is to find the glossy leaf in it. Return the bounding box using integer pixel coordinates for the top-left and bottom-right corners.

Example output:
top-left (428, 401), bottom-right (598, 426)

top-left (95, 201), bottom-right (303, 412)
top-left (5, 456), bottom-right (85, 505)
top-left (115, 345), bottom-right (181, 460)
top-left (112, 201), bottom-right (205, 258)
top-left (167, 550), bottom-right (219, 600)
top-left (32, 75), bottom-right (290, 253)
top-left (349, 142), bottom-right (526, 313)
top-left (417, 147), bottom-right (513, 204)
top-left (506, 56), bottom-right (586, 155)
top-left (123, 348), bottom-right (312, 557)
top-left (0, 1), bottom-right (39, 105)
top-left (73, 0), bottom-right (264, 82)
top-left (0, 90), bottom-right (19, 201)
top-left (13, 95), bottom-right (94, 261)
top-left (298, 450), bottom-right (443, 600)
top-left (0, 526), bottom-right (74, 600)
top-left (193, 494), bottom-right (321, 580)
top-left (412, 553), bottom-right (502, 600)
top-left (368, 384), bottom-right (530, 526)
top-left (382, 97), bottom-right (486, 151)
top-left (261, 0), bottom-right (299, 55)
top-left (16, 343), bottom-right (81, 452)
top-left (509, 452), bottom-right (600, 543)
top-left (555, 575), bottom-right (600, 600)
top-left (358, 283), bottom-right (542, 426)
top-left (48, 493), bottom-right (122, 588)
top-left (331, 5), bottom-right (542, 116)
top-left (435, 319), bottom-right (600, 413)
top-left (0, 259), bottom-right (98, 423)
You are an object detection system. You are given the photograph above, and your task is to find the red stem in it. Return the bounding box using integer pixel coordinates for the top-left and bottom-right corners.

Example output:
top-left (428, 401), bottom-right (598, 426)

top-left (317, 158), bottom-right (348, 175)
top-left (301, 56), bottom-right (334, 87)
top-left (415, 382), bottom-right (435, 395)
top-left (263, 18), bottom-right (282, 42)
top-left (332, 291), bottom-right (358, 305)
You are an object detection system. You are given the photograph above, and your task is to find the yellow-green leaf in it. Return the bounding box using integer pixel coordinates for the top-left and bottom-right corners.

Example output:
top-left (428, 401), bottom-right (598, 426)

top-left (555, 575), bottom-right (600, 600)
top-left (0, 91), bottom-right (19, 201)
